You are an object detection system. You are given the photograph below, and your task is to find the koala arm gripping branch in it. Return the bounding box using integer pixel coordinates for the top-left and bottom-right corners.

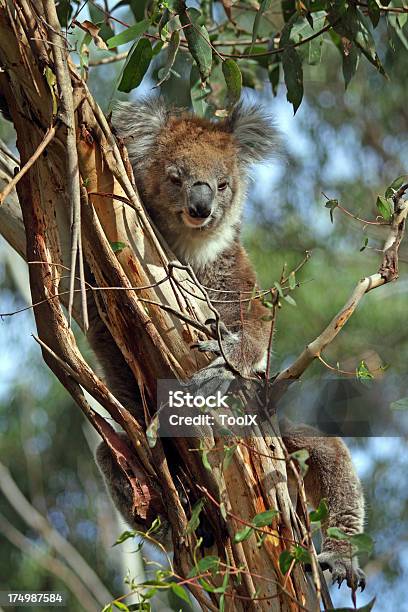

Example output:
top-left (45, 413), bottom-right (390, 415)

top-left (282, 418), bottom-right (366, 591)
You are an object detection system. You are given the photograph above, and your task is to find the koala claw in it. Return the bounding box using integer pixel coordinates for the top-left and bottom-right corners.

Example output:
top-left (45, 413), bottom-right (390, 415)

top-left (317, 551), bottom-right (366, 591)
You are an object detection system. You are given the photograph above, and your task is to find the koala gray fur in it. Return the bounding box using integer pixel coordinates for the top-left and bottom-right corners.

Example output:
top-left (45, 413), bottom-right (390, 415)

top-left (91, 98), bottom-right (366, 591)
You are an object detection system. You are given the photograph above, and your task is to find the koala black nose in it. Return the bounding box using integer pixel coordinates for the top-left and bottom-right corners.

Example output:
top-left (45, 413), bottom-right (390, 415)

top-left (188, 182), bottom-right (214, 218)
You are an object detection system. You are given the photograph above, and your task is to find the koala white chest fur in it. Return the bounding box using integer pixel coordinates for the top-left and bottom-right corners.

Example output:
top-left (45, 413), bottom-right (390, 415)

top-left (92, 98), bottom-right (366, 592)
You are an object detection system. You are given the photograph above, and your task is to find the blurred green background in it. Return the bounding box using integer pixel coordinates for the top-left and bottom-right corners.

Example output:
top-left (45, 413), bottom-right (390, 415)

top-left (0, 1), bottom-right (407, 611)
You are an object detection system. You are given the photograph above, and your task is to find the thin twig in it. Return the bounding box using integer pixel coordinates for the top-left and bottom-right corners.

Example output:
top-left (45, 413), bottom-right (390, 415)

top-left (0, 123), bottom-right (57, 205)
top-left (273, 186), bottom-right (408, 389)
top-left (43, 0), bottom-right (88, 330)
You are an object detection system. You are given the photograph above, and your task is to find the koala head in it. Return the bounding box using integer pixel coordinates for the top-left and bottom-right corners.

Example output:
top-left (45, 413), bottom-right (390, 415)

top-left (112, 98), bottom-right (278, 257)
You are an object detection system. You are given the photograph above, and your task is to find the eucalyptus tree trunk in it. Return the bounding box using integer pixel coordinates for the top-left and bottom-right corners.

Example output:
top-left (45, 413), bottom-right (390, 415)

top-left (0, 2), bottom-right (319, 610)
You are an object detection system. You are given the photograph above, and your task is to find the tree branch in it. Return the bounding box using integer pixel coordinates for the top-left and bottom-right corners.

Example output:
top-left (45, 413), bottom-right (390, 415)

top-left (273, 185), bottom-right (408, 390)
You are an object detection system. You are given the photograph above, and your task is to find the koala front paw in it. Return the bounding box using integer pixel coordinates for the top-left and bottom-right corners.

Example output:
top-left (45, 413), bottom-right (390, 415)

top-left (182, 356), bottom-right (236, 397)
top-left (192, 319), bottom-right (238, 357)
top-left (317, 551), bottom-right (366, 591)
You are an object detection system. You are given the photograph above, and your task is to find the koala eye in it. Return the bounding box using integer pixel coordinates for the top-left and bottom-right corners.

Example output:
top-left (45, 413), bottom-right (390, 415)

top-left (217, 180), bottom-right (229, 191)
top-left (169, 174), bottom-right (182, 187)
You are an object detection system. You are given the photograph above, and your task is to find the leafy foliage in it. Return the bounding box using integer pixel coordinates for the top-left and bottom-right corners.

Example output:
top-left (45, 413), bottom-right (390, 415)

top-left (57, 0), bottom-right (407, 116)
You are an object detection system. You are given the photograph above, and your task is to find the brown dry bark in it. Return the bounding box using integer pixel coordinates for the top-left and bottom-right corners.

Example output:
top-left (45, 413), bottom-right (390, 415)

top-left (0, 2), bottom-right (319, 610)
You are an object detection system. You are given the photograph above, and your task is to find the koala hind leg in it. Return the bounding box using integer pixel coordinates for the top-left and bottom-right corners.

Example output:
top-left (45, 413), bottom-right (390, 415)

top-left (281, 418), bottom-right (366, 591)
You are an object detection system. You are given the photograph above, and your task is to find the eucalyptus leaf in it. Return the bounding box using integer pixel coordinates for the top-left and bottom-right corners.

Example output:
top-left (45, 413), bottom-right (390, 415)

top-left (156, 30), bottom-right (180, 86)
top-left (252, 509), bottom-right (279, 527)
top-left (179, 7), bottom-right (212, 81)
top-left (282, 48), bottom-right (303, 114)
top-left (222, 59), bottom-right (242, 107)
top-left (310, 498), bottom-right (329, 523)
top-left (279, 550), bottom-right (293, 574)
top-left (376, 195), bottom-right (393, 221)
top-left (187, 499), bottom-right (204, 534)
top-left (190, 64), bottom-right (211, 117)
top-left (118, 38), bottom-right (153, 93)
top-left (233, 526), bottom-right (254, 542)
top-left (107, 20), bottom-right (150, 49)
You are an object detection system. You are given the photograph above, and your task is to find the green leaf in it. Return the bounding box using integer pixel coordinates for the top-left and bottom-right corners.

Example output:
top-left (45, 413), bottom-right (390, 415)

top-left (376, 196), bottom-right (393, 221)
top-left (284, 294), bottom-right (297, 306)
top-left (274, 281), bottom-right (284, 298)
top-left (290, 449), bottom-right (309, 476)
top-left (282, 48), bottom-right (303, 114)
top-left (89, 4), bottom-right (115, 41)
top-left (252, 0), bottom-right (272, 45)
top-left (170, 583), bottom-right (191, 605)
top-left (252, 509), bottom-right (279, 527)
top-left (327, 597), bottom-right (376, 611)
top-left (201, 446), bottom-right (212, 472)
top-left (190, 64), bottom-right (211, 118)
top-left (324, 198), bottom-right (339, 223)
top-left (156, 30), bottom-right (180, 86)
top-left (152, 40), bottom-right (164, 56)
top-left (292, 544), bottom-right (311, 564)
top-left (356, 360), bottom-right (374, 382)
top-left (333, 6), bottom-right (385, 75)
top-left (279, 550), bottom-right (293, 574)
top-left (342, 43), bottom-right (360, 89)
top-left (327, 526), bottom-right (349, 540)
top-left (390, 397), bottom-right (408, 410)
top-left (114, 530), bottom-right (136, 546)
top-left (113, 601), bottom-right (130, 611)
top-left (385, 175), bottom-right (408, 198)
top-left (233, 526), bottom-right (254, 542)
top-left (268, 62), bottom-right (280, 97)
top-left (110, 241), bottom-right (127, 253)
top-left (288, 271), bottom-right (296, 290)
top-left (222, 59), bottom-right (242, 107)
top-left (309, 498), bottom-right (329, 523)
top-left (360, 237), bottom-right (368, 252)
top-left (44, 66), bottom-right (58, 116)
top-left (281, 11), bottom-right (327, 46)
top-left (367, 0), bottom-right (380, 28)
top-left (350, 533), bottom-right (374, 555)
top-left (179, 8), bottom-right (212, 82)
top-left (187, 499), bottom-right (204, 534)
top-left (388, 14), bottom-right (408, 51)
top-left (56, 0), bottom-right (73, 27)
top-left (107, 20), bottom-right (150, 49)
top-left (188, 556), bottom-right (220, 577)
top-left (118, 38), bottom-right (153, 93)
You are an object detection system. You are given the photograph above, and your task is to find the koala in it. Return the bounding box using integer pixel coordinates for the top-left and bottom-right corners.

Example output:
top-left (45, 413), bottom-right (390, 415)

top-left (92, 98), bottom-right (366, 591)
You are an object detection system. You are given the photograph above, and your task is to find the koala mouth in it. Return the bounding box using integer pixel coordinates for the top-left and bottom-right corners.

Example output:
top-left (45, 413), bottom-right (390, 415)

top-left (182, 210), bottom-right (212, 229)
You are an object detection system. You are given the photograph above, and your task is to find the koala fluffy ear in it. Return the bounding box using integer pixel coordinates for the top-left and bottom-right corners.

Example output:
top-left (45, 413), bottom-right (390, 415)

top-left (225, 102), bottom-right (280, 165)
top-left (111, 98), bottom-right (168, 167)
